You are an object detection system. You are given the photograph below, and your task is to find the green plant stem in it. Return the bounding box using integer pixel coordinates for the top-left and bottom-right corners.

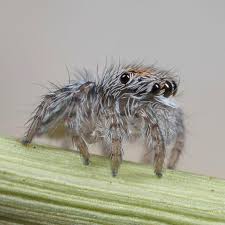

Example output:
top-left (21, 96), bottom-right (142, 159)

top-left (0, 137), bottom-right (225, 225)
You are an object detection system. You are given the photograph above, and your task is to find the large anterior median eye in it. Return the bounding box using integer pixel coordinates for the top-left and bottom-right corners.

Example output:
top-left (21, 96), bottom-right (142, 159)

top-left (120, 72), bottom-right (131, 84)
top-left (163, 81), bottom-right (173, 97)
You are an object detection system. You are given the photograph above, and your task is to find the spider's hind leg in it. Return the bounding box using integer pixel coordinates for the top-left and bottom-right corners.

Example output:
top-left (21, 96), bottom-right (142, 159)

top-left (65, 119), bottom-right (91, 165)
top-left (22, 94), bottom-right (54, 145)
top-left (110, 139), bottom-right (122, 177)
top-left (72, 135), bottom-right (90, 165)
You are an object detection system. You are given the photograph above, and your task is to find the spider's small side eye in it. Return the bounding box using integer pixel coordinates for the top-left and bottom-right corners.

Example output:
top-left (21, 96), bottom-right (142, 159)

top-left (151, 83), bottom-right (161, 95)
top-left (172, 80), bottom-right (178, 95)
top-left (120, 72), bottom-right (131, 84)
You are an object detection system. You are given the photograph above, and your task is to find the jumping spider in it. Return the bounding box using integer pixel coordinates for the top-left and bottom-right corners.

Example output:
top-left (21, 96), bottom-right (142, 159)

top-left (22, 63), bottom-right (185, 177)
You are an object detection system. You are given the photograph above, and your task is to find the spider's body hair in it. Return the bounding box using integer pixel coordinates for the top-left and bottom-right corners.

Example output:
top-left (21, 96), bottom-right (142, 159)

top-left (22, 63), bottom-right (185, 177)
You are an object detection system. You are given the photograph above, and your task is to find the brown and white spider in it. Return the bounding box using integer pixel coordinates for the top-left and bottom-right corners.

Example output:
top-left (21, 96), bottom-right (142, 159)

top-left (22, 62), bottom-right (185, 177)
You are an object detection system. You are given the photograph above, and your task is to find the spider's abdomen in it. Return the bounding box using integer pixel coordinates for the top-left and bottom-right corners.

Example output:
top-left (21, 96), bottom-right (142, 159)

top-left (33, 81), bottom-right (96, 136)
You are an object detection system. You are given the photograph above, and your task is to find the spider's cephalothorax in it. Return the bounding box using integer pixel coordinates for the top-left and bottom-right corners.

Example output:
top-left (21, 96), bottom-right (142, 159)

top-left (22, 63), bottom-right (185, 177)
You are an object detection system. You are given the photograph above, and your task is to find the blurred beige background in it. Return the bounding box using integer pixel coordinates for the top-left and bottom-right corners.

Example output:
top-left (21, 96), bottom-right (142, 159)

top-left (0, 0), bottom-right (225, 178)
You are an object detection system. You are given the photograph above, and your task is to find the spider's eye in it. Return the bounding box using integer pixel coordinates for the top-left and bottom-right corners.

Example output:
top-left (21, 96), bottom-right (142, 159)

top-left (172, 80), bottom-right (178, 95)
top-left (120, 72), bottom-right (130, 84)
top-left (163, 81), bottom-right (173, 97)
top-left (151, 83), bottom-right (161, 95)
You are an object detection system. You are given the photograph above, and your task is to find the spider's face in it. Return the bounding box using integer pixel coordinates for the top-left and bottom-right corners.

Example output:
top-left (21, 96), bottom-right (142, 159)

top-left (116, 67), bottom-right (178, 100)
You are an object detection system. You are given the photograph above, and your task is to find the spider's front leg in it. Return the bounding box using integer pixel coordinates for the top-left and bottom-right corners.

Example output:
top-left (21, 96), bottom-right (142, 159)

top-left (138, 109), bottom-right (165, 177)
top-left (167, 109), bottom-right (185, 169)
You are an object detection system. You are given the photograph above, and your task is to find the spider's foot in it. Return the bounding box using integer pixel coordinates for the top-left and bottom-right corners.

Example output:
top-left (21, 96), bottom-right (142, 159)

top-left (111, 163), bottom-right (120, 177)
top-left (167, 165), bottom-right (175, 170)
top-left (154, 170), bottom-right (163, 178)
top-left (82, 158), bottom-right (90, 166)
top-left (21, 137), bottom-right (31, 146)
top-left (111, 169), bottom-right (118, 177)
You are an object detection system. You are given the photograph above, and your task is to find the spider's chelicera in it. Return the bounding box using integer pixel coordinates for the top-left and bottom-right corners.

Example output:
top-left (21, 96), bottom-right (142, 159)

top-left (22, 63), bottom-right (185, 177)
